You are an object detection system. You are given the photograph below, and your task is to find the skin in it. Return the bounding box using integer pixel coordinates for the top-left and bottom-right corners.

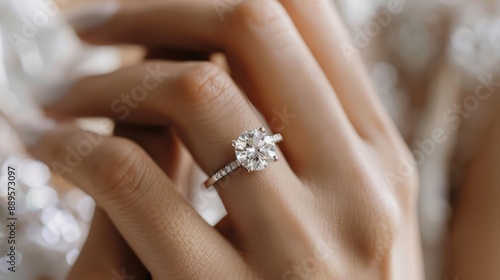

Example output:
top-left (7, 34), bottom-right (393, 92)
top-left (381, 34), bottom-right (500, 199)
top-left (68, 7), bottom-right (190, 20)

top-left (23, 0), bottom-right (423, 279)
top-left (448, 99), bottom-right (500, 279)
top-left (68, 124), bottom-right (190, 280)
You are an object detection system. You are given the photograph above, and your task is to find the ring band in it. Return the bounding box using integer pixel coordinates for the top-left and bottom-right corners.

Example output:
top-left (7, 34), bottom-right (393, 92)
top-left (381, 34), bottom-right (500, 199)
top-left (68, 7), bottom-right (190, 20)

top-left (204, 127), bottom-right (283, 188)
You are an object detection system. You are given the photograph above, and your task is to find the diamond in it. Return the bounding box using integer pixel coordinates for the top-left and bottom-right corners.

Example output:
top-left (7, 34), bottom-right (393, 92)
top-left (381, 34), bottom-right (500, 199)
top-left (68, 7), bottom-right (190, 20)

top-left (233, 128), bottom-right (277, 172)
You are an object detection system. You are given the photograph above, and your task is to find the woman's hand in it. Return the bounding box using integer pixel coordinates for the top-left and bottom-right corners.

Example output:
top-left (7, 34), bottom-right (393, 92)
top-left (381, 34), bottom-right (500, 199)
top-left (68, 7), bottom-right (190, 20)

top-left (24, 0), bottom-right (423, 279)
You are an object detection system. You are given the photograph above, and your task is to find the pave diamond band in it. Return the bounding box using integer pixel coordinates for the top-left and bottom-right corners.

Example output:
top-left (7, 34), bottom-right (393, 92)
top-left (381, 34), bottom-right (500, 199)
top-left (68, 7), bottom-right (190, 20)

top-left (204, 127), bottom-right (283, 188)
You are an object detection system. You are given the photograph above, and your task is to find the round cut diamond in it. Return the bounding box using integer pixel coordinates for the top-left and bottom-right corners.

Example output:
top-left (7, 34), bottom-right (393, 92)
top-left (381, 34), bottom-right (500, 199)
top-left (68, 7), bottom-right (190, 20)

top-left (233, 128), bottom-right (277, 172)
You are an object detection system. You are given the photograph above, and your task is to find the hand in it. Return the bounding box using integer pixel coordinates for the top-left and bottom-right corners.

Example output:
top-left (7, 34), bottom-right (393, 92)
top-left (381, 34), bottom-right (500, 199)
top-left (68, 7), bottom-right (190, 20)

top-left (25, 0), bottom-right (422, 279)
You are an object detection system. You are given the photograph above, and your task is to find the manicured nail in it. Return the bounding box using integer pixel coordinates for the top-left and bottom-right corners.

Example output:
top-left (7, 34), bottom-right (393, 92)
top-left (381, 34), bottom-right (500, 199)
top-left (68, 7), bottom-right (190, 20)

top-left (8, 115), bottom-right (57, 147)
top-left (67, 0), bottom-right (119, 32)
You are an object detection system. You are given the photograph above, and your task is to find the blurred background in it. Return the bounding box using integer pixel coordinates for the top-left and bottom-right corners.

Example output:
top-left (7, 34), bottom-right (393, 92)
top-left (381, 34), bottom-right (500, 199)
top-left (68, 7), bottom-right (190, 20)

top-left (1, 0), bottom-right (500, 279)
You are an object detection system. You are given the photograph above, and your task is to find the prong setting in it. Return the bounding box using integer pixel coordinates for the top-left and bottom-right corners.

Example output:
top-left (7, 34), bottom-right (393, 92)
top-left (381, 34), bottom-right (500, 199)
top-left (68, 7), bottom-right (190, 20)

top-left (204, 128), bottom-right (284, 188)
top-left (234, 128), bottom-right (278, 172)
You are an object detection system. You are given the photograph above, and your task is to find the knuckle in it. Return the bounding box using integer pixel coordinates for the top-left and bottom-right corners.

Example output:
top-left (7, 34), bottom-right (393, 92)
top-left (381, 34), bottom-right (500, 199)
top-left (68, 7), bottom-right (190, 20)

top-left (92, 138), bottom-right (146, 203)
top-left (227, 1), bottom-right (292, 43)
top-left (385, 145), bottom-right (420, 200)
top-left (363, 137), bottom-right (419, 214)
top-left (296, 0), bottom-right (332, 15)
top-left (361, 196), bottom-right (401, 265)
top-left (231, 0), bottom-right (283, 26)
top-left (339, 163), bottom-right (403, 265)
top-left (178, 63), bottom-right (235, 111)
top-left (398, 149), bottom-right (419, 190)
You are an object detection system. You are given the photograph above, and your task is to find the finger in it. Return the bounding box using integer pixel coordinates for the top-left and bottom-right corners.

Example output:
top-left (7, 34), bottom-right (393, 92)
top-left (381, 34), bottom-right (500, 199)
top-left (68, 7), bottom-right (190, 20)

top-left (68, 208), bottom-right (149, 280)
top-left (113, 124), bottom-right (192, 196)
top-left (66, 0), bottom-right (359, 171)
top-left (69, 1), bottom-right (221, 52)
top-left (277, 0), bottom-right (397, 140)
top-left (25, 124), bottom-right (246, 279)
top-left (41, 62), bottom-right (314, 273)
top-left (113, 124), bottom-right (226, 228)
top-left (450, 106), bottom-right (500, 279)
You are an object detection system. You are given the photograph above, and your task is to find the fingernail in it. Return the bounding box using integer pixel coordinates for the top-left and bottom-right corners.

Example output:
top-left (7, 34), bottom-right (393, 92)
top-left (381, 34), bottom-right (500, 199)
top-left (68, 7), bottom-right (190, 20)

top-left (8, 115), bottom-right (57, 147)
top-left (66, 0), bottom-right (120, 32)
